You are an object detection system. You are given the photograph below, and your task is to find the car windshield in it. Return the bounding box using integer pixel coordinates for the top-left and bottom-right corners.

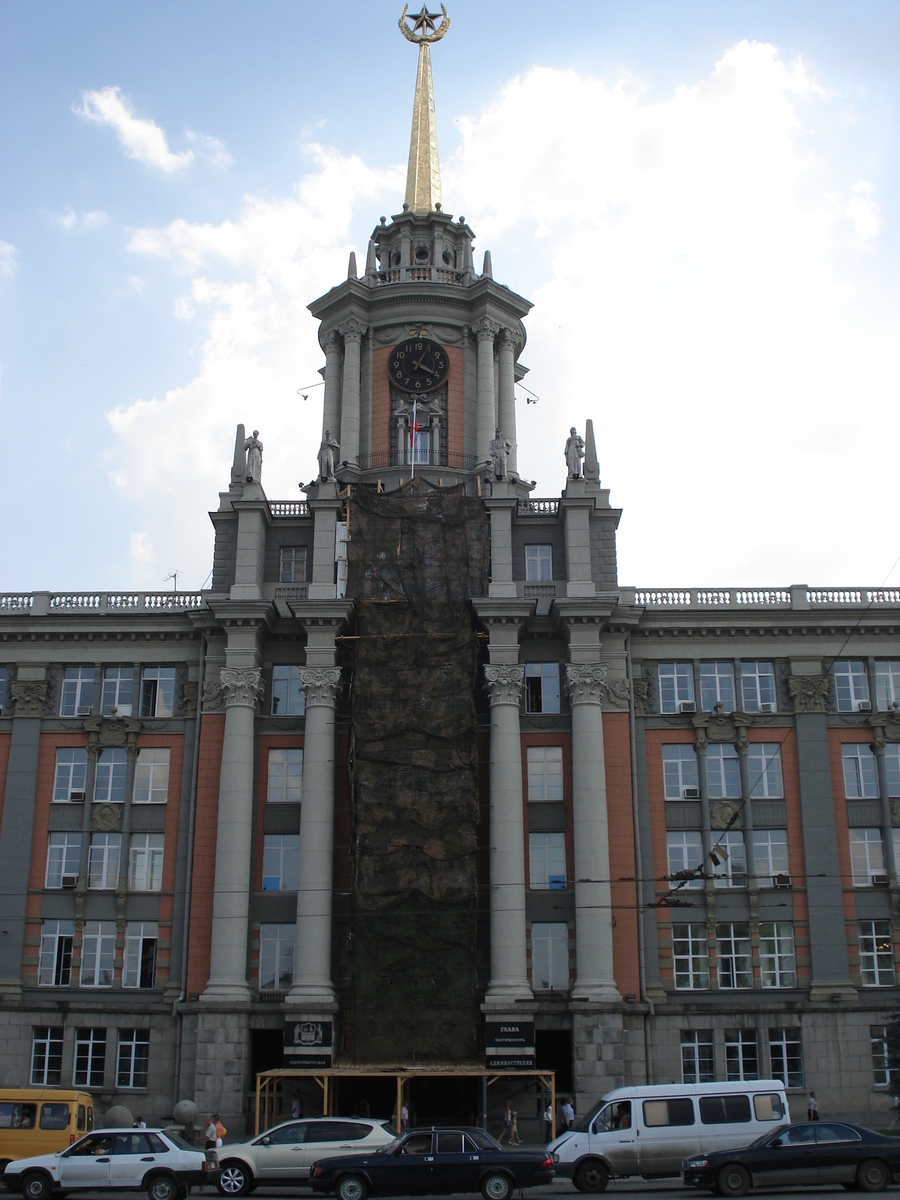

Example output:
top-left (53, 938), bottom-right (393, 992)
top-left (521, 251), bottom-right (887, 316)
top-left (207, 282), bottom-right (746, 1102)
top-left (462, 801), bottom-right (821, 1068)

top-left (162, 1131), bottom-right (194, 1152)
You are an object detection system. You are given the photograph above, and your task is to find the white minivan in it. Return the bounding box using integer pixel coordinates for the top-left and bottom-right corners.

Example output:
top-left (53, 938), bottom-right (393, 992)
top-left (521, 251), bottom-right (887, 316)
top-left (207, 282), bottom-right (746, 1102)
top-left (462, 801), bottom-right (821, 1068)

top-left (549, 1080), bottom-right (789, 1192)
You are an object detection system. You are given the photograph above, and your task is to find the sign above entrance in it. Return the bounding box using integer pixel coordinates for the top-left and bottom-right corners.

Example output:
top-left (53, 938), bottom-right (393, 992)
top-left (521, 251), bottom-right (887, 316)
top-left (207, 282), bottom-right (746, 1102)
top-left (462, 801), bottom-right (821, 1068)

top-left (485, 1020), bottom-right (535, 1070)
top-left (283, 1020), bottom-right (333, 1068)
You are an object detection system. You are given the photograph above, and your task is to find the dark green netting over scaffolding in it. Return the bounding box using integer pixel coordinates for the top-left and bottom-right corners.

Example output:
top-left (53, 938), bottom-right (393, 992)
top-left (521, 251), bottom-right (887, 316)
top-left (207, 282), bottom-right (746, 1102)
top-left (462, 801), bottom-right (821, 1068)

top-left (346, 479), bottom-right (489, 1063)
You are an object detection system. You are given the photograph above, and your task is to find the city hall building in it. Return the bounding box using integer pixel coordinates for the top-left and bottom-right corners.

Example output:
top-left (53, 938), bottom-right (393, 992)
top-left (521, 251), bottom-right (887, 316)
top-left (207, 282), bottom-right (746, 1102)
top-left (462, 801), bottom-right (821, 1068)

top-left (2, 8), bottom-right (900, 1136)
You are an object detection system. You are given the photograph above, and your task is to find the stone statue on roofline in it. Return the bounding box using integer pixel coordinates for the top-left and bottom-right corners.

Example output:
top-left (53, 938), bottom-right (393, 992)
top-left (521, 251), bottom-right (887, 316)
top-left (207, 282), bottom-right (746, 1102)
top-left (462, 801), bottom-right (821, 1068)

top-left (244, 430), bottom-right (263, 483)
top-left (565, 426), bottom-right (585, 478)
top-left (488, 427), bottom-right (512, 480)
top-left (318, 429), bottom-right (340, 480)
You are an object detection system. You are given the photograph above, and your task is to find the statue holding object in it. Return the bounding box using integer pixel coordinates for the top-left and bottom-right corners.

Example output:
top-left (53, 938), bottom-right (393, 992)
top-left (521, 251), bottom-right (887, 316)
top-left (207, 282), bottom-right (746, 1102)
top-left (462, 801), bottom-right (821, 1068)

top-left (317, 430), bottom-right (340, 481)
top-left (565, 426), bottom-right (585, 478)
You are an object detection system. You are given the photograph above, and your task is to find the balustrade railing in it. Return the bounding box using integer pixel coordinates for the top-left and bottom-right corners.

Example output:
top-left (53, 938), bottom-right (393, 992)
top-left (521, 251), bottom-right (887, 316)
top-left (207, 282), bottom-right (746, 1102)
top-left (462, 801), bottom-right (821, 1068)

top-left (518, 499), bottom-right (560, 516)
top-left (631, 587), bottom-right (900, 611)
top-left (0, 591), bottom-right (206, 615)
top-left (268, 501), bottom-right (309, 517)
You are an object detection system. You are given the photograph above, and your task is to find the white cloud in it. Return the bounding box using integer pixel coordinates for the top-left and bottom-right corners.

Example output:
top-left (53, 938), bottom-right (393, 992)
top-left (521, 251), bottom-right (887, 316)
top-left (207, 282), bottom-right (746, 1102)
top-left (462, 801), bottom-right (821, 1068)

top-left (0, 241), bottom-right (18, 276)
top-left (75, 86), bottom-right (193, 173)
top-left (49, 206), bottom-right (109, 230)
top-left (185, 130), bottom-right (234, 168)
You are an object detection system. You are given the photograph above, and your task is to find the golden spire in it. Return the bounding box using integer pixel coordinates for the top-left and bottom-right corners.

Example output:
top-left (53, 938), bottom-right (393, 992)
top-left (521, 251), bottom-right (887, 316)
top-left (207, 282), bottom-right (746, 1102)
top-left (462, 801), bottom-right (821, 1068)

top-left (398, 6), bottom-right (450, 215)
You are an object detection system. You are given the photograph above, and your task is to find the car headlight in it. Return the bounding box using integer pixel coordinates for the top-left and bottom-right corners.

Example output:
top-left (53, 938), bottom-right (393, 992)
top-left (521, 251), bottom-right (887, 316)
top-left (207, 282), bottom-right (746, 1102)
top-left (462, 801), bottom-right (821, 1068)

top-left (686, 1158), bottom-right (708, 1169)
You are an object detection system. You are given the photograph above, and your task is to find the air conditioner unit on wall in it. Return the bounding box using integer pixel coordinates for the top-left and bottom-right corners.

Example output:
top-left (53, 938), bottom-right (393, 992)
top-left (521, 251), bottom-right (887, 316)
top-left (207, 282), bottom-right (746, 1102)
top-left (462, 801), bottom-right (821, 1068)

top-left (678, 701), bottom-right (696, 714)
top-left (69, 791), bottom-right (85, 803)
top-left (61, 874), bottom-right (78, 889)
top-left (872, 873), bottom-right (889, 886)
top-left (759, 702), bottom-right (774, 713)
top-left (682, 786), bottom-right (700, 799)
top-left (856, 700), bottom-right (872, 713)
top-left (76, 706), bottom-right (92, 717)
top-left (772, 873), bottom-right (792, 889)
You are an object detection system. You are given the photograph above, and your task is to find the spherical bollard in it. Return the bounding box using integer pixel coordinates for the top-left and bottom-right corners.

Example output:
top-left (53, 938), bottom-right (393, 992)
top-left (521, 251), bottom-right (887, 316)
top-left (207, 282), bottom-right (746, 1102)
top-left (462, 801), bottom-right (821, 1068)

top-left (103, 1105), bottom-right (134, 1128)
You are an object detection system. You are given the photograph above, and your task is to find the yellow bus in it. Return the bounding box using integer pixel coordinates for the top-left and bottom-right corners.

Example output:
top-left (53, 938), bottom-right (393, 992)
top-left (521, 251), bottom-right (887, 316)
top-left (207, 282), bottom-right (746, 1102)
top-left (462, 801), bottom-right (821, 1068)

top-left (0, 1091), bottom-right (94, 1175)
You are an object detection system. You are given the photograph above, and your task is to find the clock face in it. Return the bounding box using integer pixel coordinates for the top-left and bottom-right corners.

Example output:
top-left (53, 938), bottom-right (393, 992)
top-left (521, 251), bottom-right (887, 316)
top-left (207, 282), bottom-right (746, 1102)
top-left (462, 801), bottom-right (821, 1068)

top-left (388, 337), bottom-right (449, 393)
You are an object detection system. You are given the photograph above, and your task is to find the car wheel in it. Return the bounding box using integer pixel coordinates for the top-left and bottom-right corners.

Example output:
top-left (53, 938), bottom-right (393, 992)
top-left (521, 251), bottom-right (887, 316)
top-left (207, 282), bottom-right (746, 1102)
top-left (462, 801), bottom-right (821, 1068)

top-left (21, 1174), bottom-right (52, 1200)
top-left (217, 1163), bottom-right (254, 1198)
top-left (336, 1174), bottom-right (369, 1200)
top-left (716, 1164), bottom-right (751, 1198)
top-left (480, 1171), bottom-right (513, 1200)
top-left (146, 1175), bottom-right (179, 1200)
top-left (857, 1160), bottom-right (890, 1192)
top-left (573, 1161), bottom-right (610, 1193)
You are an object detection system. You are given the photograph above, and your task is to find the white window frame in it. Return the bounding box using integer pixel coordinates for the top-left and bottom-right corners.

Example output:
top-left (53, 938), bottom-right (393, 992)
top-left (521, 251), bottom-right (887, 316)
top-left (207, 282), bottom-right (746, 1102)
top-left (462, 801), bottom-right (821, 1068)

top-left (706, 743), bottom-right (742, 799)
top-left (531, 922), bottom-right (569, 991)
top-left (60, 667), bottom-right (94, 717)
top-left (93, 747), bottom-right (127, 803)
top-left (53, 749), bottom-right (88, 803)
top-left (0, 666), bottom-right (6, 715)
top-left (849, 827), bottom-right (887, 887)
top-left (524, 663), bottom-right (561, 714)
top-left (759, 921), bottom-right (796, 988)
top-left (834, 660), bottom-right (870, 712)
top-left (725, 1030), bottom-right (760, 1081)
top-left (711, 830), bottom-right (747, 888)
top-left (123, 922), bottom-right (158, 989)
top-left (658, 662), bottom-right (694, 713)
top-left (139, 667), bottom-right (175, 718)
top-left (662, 745), bottom-right (700, 799)
top-left (38, 921), bottom-right (74, 987)
top-left (681, 1031), bottom-right (715, 1083)
top-left (526, 746), bottom-right (564, 801)
top-left (859, 920), bottom-right (895, 987)
top-left (667, 830), bottom-right (704, 888)
top-left (259, 923), bottom-right (295, 991)
top-left (529, 832), bottom-right (567, 890)
top-left (271, 665), bottom-right (306, 716)
top-left (267, 748), bottom-right (303, 802)
top-left (279, 546), bottom-right (307, 585)
top-left (524, 544), bottom-right (553, 583)
top-left (843, 743), bottom-right (880, 799)
top-left (262, 834), bottom-right (300, 892)
top-left (747, 743), bottom-right (784, 799)
top-left (740, 661), bottom-right (777, 713)
top-left (752, 829), bottom-right (790, 887)
top-left (887, 746), bottom-right (900, 799)
top-left (716, 923), bottom-right (752, 988)
top-left (875, 661), bottom-right (900, 712)
top-left (73, 1027), bottom-right (107, 1088)
top-left (672, 923), bottom-right (710, 990)
top-left (700, 661), bottom-right (736, 713)
top-left (88, 833), bottom-right (121, 890)
top-left (769, 1028), bottom-right (804, 1088)
top-left (132, 748), bottom-right (170, 804)
top-left (871, 1025), bottom-right (893, 1086)
top-left (31, 1026), bottom-right (64, 1085)
top-left (100, 666), bottom-right (133, 717)
top-left (46, 832), bottom-right (82, 888)
top-left (128, 834), bottom-right (164, 891)
top-left (80, 921), bottom-right (116, 987)
top-left (116, 1030), bottom-right (150, 1089)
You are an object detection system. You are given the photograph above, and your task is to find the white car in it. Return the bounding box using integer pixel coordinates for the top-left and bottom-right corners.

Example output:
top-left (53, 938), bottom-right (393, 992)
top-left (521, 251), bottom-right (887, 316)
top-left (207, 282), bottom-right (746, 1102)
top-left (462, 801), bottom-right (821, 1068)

top-left (1, 1127), bottom-right (220, 1200)
top-left (217, 1117), bottom-right (396, 1196)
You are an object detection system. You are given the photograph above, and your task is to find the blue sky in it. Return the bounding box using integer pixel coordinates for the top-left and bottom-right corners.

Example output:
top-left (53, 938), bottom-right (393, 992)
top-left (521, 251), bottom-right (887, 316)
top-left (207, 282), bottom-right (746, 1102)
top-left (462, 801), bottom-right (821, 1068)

top-left (2, 0), bottom-right (898, 592)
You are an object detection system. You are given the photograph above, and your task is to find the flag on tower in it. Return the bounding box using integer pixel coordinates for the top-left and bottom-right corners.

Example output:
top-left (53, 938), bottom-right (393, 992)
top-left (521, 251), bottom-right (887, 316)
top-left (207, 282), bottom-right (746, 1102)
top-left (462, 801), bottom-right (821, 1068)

top-left (409, 401), bottom-right (418, 478)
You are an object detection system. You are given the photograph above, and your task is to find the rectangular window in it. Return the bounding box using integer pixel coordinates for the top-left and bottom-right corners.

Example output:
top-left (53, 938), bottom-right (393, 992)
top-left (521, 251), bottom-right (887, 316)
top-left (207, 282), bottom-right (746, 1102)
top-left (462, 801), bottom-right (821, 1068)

top-left (94, 747), bottom-right (127, 803)
top-left (279, 546), bottom-right (307, 585)
top-left (859, 920), bottom-right (895, 987)
top-left (834, 660), bottom-right (871, 712)
top-left (752, 829), bottom-right (790, 887)
top-left (0, 666), bottom-right (6, 714)
top-left (672, 923), bottom-right (709, 990)
top-left (717, 923), bottom-right (752, 988)
top-left (60, 667), bottom-right (94, 717)
top-left (681, 1031), bottom-right (715, 1083)
top-left (271, 665), bottom-right (306, 716)
top-left (706, 744), bottom-right (741, 798)
top-left (725, 1030), bottom-right (759, 1081)
top-left (526, 746), bottom-right (564, 801)
top-left (747, 744), bottom-right (784, 799)
top-left (139, 667), bottom-right (175, 718)
top-left (871, 1025), bottom-right (893, 1086)
top-left (116, 1030), bottom-right (150, 1089)
top-left (132, 748), bottom-right (170, 803)
top-left (700, 661), bottom-right (736, 713)
top-left (769, 1028), bottom-right (803, 1088)
top-left (659, 662), bottom-right (694, 713)
top-left (259, 923), bottom-right (295, 991)
top-left (128, 834), bottom-right (164, 891)
top-left (80, 922), bottom-right (116, 987)
top-left (261, 834), bottom-right (300, 891)
top-left (267, 747), bottom-right (303, 802)
top-left (31, 1027), bottom-right (64, 1085)
top-left (662, 745), bottom-right (700, 799)
top-left (849, 828), bottom-right (887, 886)
top-left (100, 666), bottom-right (133, 717)
top-left (642, 1098), bottom-right (695, 1127)
top-left (123, 922), bottom-right (158, 989)
top-left (759, 922), bottom-right (796, 987)
top-left (529, 832), bottom-right (567, 890)
top-left (531, 922), bottom-right (569, 991)
top-left (711, 831), bottom-right (747, 888)
top-left (73, 1028), bottom-right (106, 1088)
top-left (699, 1095), bottom-right (752, 1124)
top-left (875, 661), bottom-right (900, 712)
top-left (741, 661), bottom-right (777, 712)
top-left (524, 544), bottom-right (553, 582)
top-left (46, 832), bottom-right (82, 888)
top-left (524, 663), bottom-right (561, 714)
top-left (887, 746), bottom-right (900, 798)
top-left (38, 921), bottom-right (74, 986)
top-left (667, 831), bottom-right (704, 888)
top-left (88, 833), bottom-right (121, 890)
top-left (843, 743), bottom-right (879, 799)
top-left (53, 748), bottom-right (88, 802)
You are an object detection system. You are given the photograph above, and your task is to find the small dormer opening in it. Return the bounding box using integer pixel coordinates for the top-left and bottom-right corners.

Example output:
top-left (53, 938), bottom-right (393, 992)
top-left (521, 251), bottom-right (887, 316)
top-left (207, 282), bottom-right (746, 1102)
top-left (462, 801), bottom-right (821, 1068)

top-left (390, 247), bottom-right (402, 268)
top-left (414, 242), bottom-right (431, 264)
top-left (442, 247), bottom-right (455, 267)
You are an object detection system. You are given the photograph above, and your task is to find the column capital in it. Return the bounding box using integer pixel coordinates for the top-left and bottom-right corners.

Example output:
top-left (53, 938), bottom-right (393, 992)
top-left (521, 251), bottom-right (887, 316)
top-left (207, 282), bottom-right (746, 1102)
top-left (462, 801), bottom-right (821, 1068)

top-left (9, 680), bottom-right (47, 718)
top-left (299, 667), bottom-right (342, 707)
top-left (337, 318), bottom-right (367, 344)
top-left (498, 326), bottom-right (516, 348)
top-left (484, 664), bottom-right (524, 706)
top-left (321, 328), bottom-right (342, 352)
top-left (220, 667), bottom-right (265, 709)
top-left (471, 317), bottom-right (499, 342)
top-left (565, 663), bottom-right (608, 706)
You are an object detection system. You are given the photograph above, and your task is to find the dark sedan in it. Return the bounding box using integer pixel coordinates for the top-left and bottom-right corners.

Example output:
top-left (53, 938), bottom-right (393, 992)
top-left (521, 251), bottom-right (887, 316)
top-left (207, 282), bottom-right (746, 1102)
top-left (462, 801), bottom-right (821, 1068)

top-left (308, 1126), bottom-right (554, 1200)
top-left (683, 1121), bottom-right (900, 1195)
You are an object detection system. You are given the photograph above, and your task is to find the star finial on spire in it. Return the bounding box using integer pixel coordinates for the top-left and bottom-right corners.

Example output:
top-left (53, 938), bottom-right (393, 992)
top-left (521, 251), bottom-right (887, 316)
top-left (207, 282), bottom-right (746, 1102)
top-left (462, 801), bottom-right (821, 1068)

top-left (398, 4), bottom-right (450, 44)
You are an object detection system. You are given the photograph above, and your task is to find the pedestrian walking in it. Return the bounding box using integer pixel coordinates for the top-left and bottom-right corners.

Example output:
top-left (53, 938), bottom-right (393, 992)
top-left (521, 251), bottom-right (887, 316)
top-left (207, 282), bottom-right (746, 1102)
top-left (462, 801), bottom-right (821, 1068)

top-left (510, 1109), bottom-right (521, 1146)
top-left (543, 1103), bottom-right (553, 1143)
top-left (807, 1091), bottom-right (819, 1121)
top-left (214, 1114), bottom-right (227, 1146)
top-left (498, 1100), bottom-right (513, 1144)
top-left (204, 1117), bottom-right (217, 1150)
top-left (400, 1103), bottom-right (409, 1132)
top-left (562, 1097), bottom-right (575, 1130)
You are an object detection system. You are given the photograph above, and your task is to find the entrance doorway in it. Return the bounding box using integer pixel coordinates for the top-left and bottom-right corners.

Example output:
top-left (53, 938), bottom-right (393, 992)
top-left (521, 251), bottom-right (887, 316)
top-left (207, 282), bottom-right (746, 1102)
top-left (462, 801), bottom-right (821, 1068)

top-left (536, 1029), bottom-right (572, 1093)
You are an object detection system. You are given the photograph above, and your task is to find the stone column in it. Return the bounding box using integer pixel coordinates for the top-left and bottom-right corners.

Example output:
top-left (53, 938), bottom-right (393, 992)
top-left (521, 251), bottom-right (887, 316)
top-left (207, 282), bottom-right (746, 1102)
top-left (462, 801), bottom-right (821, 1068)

top-left (497, 328), bottom-right (517, 475)
top-left (321, 330), bottom-right (342, 445)
top-left (483, 664), bottom-right (531, 1004)
top-left (287, 667), bottom-right (342, 1007)
top-left (565, 664), bottom-right (620, 1001)
top-left (338, 319), bottom-right (365, 468)
top-left (473, 318), bottom-right (498, 468)
top-left (202, 666), bottom-right (264, 1002)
